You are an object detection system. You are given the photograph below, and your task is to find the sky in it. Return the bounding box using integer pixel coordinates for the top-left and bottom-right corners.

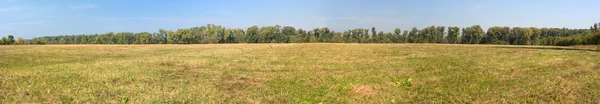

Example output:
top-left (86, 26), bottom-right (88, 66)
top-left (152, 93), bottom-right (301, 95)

top-left (1, 0), bottom-right (599, 39)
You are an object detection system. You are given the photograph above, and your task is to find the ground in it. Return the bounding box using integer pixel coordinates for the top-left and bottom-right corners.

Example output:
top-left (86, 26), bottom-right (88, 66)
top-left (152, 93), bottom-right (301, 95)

top-left (0, 44), bottom-right (599, 103)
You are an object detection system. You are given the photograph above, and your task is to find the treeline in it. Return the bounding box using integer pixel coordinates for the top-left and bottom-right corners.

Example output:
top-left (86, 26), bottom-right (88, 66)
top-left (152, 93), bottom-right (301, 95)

top-left (0, 35), bottom-right (24, 45)
top-left (18, 23), bottom-right (600, 46)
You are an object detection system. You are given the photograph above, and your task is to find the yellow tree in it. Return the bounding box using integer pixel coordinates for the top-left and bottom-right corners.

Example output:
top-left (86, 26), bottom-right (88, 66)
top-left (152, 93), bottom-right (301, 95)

top-left (16, 37), bottom-right (24, 44)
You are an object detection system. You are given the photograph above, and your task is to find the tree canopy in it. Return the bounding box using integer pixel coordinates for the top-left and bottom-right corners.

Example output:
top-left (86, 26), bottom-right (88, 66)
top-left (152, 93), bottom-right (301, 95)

top-left (1, 22), bottom-right (597, 46)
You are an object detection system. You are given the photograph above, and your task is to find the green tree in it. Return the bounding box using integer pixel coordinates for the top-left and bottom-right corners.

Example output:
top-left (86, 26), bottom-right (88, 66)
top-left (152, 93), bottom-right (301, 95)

top-left (245, 26), bottom-right (259, 43)
top-left (307, 31), bottom-right (317, 43)
top-left (204, 24), bottom-right (222, 44)
top-left (136, 32), bottom-right (153, 44)
top-left (510, 27), bottom-right (533, 45)
top-left (296, 29), bottom-right (307, 43)
top-left (23, 22), bottom-right (600, 46)
top-left (0, 37), bottom-right (7, 45)
top-left (362, 29), bottom-right (369, 43)
top-left (167, 29), bottom-right (179, 44)
top-left (80, 35), bottom-right (88, 44)
top-left (447, 27), bottom-right (460, 44)
top-left (393, 28), bottom-right (402, 43)
top-left (342, 31), bottom-right (351, 43)
top-left (332, 31), bottom-right (343, 43)
top-left (371, 27), bottom-right (377, 43)
top-left (380, 31), bottom-right (392, 43)
top-left (461, 25), bottom-right (485, 44)
top-left (281, 26), bottom-right (296, 43)
top-left (232, 28), bottom-right (245, 43)
top-left (419, 26), bottom-right (435, 43)
top-left (258, 26), bottom-right (275, 43)
top-left (435, 26), bottom-right (446, 43)
top-left (591, 23), bottom-right (600, 47)
top-left (485, 26), bottom-right (509, 44)
top-left (530, 27), bottom-right (542, 45)
top-left (156, 29), bottom-right (168, 44)
top-left (7, 35), bottom-right (15, 44)
top-left (59, 37), bottom-right (67, 44)
top-left (350, 29), bottom-right (360, 43)
top-left (408, 27), bottom-right (419, 43)
top-left (178, 28), bottom-right (193, 44)
top-left (402, 30), bottom-right (409, 42)
top-left (317, 27), bottom-right (331, 42)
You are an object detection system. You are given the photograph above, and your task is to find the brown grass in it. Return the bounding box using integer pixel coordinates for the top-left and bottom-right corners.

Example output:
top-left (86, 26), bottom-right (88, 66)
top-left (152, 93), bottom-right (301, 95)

top-left (0, 43), bottom-right (599, 103)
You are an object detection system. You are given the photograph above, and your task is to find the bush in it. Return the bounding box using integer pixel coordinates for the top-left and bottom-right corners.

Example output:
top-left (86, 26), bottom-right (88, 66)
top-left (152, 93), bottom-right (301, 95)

top-left (554, 34), bottom-right (599, 46)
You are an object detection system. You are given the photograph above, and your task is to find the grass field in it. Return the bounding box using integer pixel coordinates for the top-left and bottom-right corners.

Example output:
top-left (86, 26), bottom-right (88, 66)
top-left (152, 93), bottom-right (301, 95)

top-left (1, 44), bottom-right (599, 103)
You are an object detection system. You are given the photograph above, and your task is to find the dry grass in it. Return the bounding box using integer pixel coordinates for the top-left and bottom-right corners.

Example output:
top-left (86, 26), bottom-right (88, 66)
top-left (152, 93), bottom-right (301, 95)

top-left (0, 43), bottom-right (599, 103)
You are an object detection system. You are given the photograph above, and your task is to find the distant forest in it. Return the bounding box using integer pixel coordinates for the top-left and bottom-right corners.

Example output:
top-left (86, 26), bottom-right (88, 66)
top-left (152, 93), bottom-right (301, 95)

top-left (2, 23), bottom-right (600, 46)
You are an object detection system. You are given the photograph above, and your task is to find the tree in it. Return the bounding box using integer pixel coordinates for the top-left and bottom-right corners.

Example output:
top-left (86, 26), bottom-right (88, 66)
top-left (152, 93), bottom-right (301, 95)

top-left (402, 30), bottom-right (409, 42)
top-left (16, 37), bottom-right (24, 44)
top-left (294, 29), bottom-right (306, 43)
top-left (591, 23), bottom-right (600, 43)
top-left (332, 31), bottom-right (343, 43)
top-left (7, 35), bottom-right (15, 44)
top-left (0, 37), bottom-right (7, 45)
top-left (371, 27), bottom-right (378, 43)
top-left (380, 31), bottom-right (392, 43)
top-left (156, 29), bottom-right (168, 44)
top-left (59, 37), bottom-right (67, 44)
top-left (530, 27), bottom-right (542, 45)
top-left (461, 25), bottom-right (485, 44)
top-left (79, 35), bottom-right (88, 44)
top-left (178, 28), bottom-right (193, 44)
top-left (317, 27), bottom-right (331, 42)
top-left (281, 26), bottom-right (296, 43)
top-left (246, 26), bottom-right (259, 43)
top-left (23, 22), bottom-right (600, 46)
top-left (485, 26), bottom-right (511, 44)
top-left (307, 31), bottom-right (317, 43)
top-left (362, 29), bottom-right (369, 43)
top-left (136, 32), bottom-right (152, 44)
top-left (420, 26), bottom-right (436, 43)
top-left (342, 31), bottom-right (351, 43)
top-left (408, 27), bottom-right (419, 43)
top-left (509, 27), bottom-right (533, 45)
top-left (447, 27), bottom-right (460, 44)
top-left (232, 28), bottom-right (245, 43)
top-left (435, 26), bottom-right (446, 43)
top-left (258, 26), bottom-right (275, 43)
top-left (349, 29), bottom-right (359, 43)
top-left (393, 28), bottom-right (403, 43)
top-left (222, 29), bottom-right (233, 43)
top-left (167, 29), bottom-right (179, 44)
top-left (204, 24), bottom-right (222, 44)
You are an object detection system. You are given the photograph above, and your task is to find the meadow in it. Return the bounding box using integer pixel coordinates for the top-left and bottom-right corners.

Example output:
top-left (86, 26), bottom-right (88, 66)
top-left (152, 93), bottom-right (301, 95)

top-left (1, 44), bottom-right (599, 103)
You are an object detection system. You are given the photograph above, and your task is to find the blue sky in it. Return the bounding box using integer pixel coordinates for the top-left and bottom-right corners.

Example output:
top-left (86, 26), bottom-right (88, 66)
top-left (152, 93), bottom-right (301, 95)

top-left (1, 0), bottom-right (599, 39)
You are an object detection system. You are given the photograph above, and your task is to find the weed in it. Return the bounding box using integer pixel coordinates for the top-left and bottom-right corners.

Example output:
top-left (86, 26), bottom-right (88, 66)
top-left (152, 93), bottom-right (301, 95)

top-left (395, 77), bottom-right (413, 87)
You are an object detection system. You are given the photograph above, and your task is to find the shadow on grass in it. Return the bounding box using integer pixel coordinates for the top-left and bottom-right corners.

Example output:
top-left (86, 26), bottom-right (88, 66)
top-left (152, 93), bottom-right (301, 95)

top-left (493, 46), bottom-right (600, 52)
